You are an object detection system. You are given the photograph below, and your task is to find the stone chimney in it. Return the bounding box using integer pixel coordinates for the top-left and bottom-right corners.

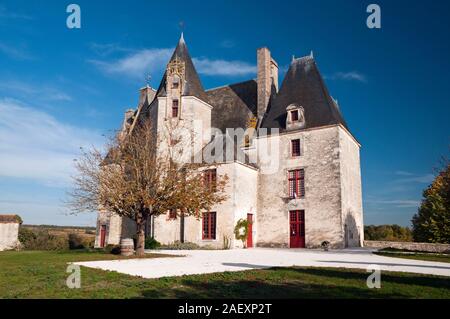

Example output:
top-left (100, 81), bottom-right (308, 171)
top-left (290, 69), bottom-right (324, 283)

top-left (257, 47), bottom-right (278, 121)
top-left (138, 85), bottom-right (156, 107)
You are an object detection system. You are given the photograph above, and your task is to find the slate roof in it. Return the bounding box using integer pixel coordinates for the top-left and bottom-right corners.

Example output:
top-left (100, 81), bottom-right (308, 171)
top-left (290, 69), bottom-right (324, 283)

top-left (260, 55), bottom-right (348, 132)
top-left (207, 79), bottom-right (258, 133)
top-left (155, 34), bottom-right (209, 103)
top-left (193, 133), bottom-right (257, 169)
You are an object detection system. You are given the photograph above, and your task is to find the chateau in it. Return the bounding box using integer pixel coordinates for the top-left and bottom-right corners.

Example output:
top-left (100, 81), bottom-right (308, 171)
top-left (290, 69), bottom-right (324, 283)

top-left (95, 35), bottom-right (364, 249)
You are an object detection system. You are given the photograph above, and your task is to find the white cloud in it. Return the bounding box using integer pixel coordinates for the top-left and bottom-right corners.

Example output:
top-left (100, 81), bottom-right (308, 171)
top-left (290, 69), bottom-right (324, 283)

top-left (393, 174), bottom-right (434, 184)
top-left (325, 71), bottom-right (367, 83)
top-left (0, 80), bottom-right (72, 102)
top-left (0, 98), bottom-right (103, 187)
top-left (365, 199), bottom-right (421, 208)
top-left (219, 40), bottom-right (236, 49)
top-left (0, 5), bottom-right (33, 20)
top-left (90, 47), bottom-right (256, 79)
top-left (193, 57), bottom-right (256, 76)
top-left (89, 48), bottom-right (173, 79)
top-left (0, 42), bottom-right (34, 60)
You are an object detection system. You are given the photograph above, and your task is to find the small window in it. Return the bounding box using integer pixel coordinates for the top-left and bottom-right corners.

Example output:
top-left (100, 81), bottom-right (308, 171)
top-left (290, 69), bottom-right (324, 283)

top-left (202, 212), bottom-right (216, 240)
top-left (172, 100), bottom-right (179, 118)
top-left (203, 169), bottom-right (217, 191)
top-left (288, 169), bottom-right (305, 199)
top-left (172, 76), bottom-right (180, 89)
top-left (169, 209), bottom-right (177, 220)
top-left (291, 110), bottom-right (299, 121)
top-left (291, 139), bottom-right (301, 157)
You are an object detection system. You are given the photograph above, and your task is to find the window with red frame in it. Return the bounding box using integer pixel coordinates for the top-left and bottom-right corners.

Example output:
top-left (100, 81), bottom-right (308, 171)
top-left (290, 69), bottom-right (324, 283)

top-left (291, 139), bottom-right (301, 157)
top-left (203, 169), bottom-right (217, 191)
top-left (288, 169), bottom-right (305, 199)
top-left (202, 212), bottom-right (216, 240)
top-left (172, 100), bottom-right (179, 118)
top-left (291, 110), bottom-right (299, 121)
top-left (169, 209), bottom-right (177, 219)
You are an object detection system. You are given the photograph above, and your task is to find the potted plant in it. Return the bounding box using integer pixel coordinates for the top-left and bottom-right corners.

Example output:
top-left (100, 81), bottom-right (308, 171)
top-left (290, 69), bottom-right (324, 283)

top-left (321, 241), bottom-right (330, 251)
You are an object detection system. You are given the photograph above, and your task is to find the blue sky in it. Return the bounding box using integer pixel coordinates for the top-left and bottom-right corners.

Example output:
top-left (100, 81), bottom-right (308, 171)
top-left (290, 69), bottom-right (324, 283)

top-left (0, 0), bottom-right (449, 227)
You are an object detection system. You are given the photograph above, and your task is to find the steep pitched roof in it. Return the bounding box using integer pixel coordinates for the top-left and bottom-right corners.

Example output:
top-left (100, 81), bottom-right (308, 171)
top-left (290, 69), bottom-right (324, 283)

top-left (207, 79), bottom-right (257, 133)
top-left (193, 133), bottom-right (257, 169)
top-left (155, 34), bottom-right (209, 102)
top-left (260, 55), bottom-right (348, 132)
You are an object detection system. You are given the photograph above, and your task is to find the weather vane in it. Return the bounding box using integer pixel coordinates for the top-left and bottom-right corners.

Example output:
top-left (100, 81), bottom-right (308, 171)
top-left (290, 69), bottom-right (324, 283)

top-left (179, 21), bottom-right (185, 32)
top-left (145, 74), bottom-right (152, 87)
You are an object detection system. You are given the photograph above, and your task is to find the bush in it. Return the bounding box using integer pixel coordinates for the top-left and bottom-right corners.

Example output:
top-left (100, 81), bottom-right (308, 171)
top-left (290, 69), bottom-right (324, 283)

top-left (20, 229), bottom-right (69, 251)
top-left (68, 233), bottom-right (86, 250)
top-left (364, 225), bottom-right (413, 242)
top-left (105, 244), bottom-right (121, 255)
top-left (160, 241), bottom-right (201, 250)
top-left (18, 227), bottom-right (36, 246)
top-left (145, 237), bottom-right (161, 249)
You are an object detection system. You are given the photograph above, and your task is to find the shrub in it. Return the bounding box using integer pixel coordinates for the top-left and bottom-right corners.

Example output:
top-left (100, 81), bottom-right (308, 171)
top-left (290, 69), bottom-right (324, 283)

top-left (145, 237), bottom-right (161, 249)
top-left (160, 241), bottom-right (200, 250)
top-left (18, 227), bottom-right (36, 247)
top-left (234, 219), bottom-right (250, 248)
top-left (21, 230), bottom-right (69, 251)
top-left (105, 244), bottom-right (121, 255)
top-left (68, 233), bottom-right (85, 250)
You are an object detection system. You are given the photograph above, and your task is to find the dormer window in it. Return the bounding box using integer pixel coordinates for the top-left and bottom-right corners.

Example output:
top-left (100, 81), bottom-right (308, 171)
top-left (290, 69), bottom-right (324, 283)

top-left (286, 104), bottom-right (305, 130)
top-left (172, 76), bottom-right (180, 89)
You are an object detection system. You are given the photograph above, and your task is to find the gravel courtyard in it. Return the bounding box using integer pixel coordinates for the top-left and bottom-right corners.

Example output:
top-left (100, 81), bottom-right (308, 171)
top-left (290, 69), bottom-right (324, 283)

top-left (74, 248), bottom-right (450, 278)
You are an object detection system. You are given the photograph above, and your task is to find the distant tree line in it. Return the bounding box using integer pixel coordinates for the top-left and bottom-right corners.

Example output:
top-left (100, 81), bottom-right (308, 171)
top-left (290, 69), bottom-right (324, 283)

top-left (364, 225), bottom-right (413, 242)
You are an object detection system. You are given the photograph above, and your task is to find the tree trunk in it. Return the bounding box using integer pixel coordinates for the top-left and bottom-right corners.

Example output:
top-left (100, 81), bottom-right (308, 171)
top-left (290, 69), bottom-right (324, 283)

top-left (180, 212), bottom-right (185, 243)
top-left (136, 221), bottom-right (146, 256)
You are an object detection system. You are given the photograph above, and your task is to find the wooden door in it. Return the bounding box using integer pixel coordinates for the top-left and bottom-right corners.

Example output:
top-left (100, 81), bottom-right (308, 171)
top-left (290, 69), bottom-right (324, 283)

top-left (289, 210), bottom-right (305, 248)
top-left (100, 225), bottom-right (106, 248)
top-left (247, 214), bottom-right (253, 248)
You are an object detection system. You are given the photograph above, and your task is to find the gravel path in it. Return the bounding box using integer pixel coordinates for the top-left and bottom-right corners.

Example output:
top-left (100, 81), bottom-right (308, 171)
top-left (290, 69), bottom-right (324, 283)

top-left (74, 248), bottom-right (450, 278)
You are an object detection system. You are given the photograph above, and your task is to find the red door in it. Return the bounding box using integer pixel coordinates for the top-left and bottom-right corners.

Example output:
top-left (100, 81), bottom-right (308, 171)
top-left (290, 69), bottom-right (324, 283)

top-left (100, 225), bottom-right (106, 248)
top-left (247, 214), bottom-right (253, 248)
top-left (290, 210), bottom-right (305, 248)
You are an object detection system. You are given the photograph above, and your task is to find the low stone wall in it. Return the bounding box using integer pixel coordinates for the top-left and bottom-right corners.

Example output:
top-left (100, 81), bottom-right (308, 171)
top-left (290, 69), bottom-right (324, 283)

top-left (364, 240), bottom-right (450, 253)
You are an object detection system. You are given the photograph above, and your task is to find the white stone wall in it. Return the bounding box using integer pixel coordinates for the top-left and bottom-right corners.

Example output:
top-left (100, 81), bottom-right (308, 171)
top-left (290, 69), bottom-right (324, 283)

top-left (338, 127), bottom-right (364, 247)
top-left (153, 162), bottom-right (258, 249)
top-left (256, 126), bottom-right (344, 248)
top-left (0, 223), bottom-right (19, 251)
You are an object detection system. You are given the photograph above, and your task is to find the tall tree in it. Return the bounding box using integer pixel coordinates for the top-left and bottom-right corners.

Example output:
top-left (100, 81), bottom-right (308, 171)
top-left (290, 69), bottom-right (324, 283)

top-left (412, 161), bottom-right (450, 244)
top-left (68, 119), bottom-right (228, 256)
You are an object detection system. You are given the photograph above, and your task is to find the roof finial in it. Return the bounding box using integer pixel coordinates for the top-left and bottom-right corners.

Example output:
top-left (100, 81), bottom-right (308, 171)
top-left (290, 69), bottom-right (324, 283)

top-left (310, 50), bottom-right (314, 58)
top-left (179, 21), bottom-right (185, 43)
top-left (292, 55), bottom-right (295, 63)
top-left (145, 74), bottom-right (152, 87)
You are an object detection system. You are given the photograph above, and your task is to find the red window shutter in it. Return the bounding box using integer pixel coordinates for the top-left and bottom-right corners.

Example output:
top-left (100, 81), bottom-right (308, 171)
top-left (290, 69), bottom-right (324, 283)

top-left (288, 169), bottom-right (305, 198)
top-left (202, 212), bottom-right (216, 240)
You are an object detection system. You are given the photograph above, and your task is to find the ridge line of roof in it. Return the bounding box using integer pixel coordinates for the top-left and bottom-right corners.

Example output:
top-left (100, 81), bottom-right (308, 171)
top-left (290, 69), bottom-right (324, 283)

top-left (205, 79), bottom-right (257, 92)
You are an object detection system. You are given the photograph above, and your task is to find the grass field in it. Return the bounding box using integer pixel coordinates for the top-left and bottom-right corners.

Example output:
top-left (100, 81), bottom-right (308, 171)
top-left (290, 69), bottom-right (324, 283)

top-left (375, 251), bottom-right (450, 263)
top-left (0, 250), bottom-right (449, 299)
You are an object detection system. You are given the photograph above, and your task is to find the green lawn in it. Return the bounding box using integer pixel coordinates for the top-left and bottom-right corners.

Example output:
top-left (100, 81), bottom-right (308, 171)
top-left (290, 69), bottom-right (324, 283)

top-left (0, 250), bottom-right (449, 299)
top-left (375, 251), bottom-right (450, 263)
